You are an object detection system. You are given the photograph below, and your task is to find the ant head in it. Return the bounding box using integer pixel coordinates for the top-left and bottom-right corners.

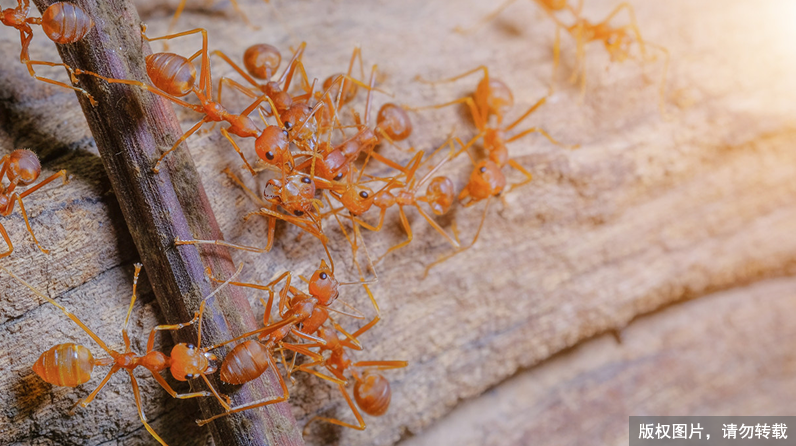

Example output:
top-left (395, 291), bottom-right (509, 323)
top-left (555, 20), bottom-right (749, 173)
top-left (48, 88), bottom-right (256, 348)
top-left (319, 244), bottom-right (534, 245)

top-left (316, 149), bottom-right (349, 181)
top-left (465, 160), bottom-right (506, 201)
top-left (323, 74), bottom-right (359, 105)
top-left (425, 176), bottom-right (455, 215)
top-left (475, 77), bottom-right (514, 121)
top-left (146, 53), bottom-right (196, 97)
top-left (341, 184), bottom-right (375, 216)
top-left (169, 343), bottom-right (211, 382)
top-left (283, 174), bottom-right (317, 213)
top-left (243, 44), bottom-right (281, 80)
top-left (281, 103), bottom-right (317, 143)
top-left (376, 104), bottom-right (413, 141)
top-left (354, 372), bottom-right (391, 416)
top-left (255, 125), bottom-right (292, 169)
top-left (309, 260), bottom-right (339, 305)
top-left (7, 149), bottom-right (41, 185)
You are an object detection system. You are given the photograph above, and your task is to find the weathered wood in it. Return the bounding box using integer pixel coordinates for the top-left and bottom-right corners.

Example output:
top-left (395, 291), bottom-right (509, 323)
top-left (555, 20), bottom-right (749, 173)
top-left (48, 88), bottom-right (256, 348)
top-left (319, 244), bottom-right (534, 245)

top-left (1, 0), bottom-right (796, 445)
top-left (399, 276), bottom-right (796, 446)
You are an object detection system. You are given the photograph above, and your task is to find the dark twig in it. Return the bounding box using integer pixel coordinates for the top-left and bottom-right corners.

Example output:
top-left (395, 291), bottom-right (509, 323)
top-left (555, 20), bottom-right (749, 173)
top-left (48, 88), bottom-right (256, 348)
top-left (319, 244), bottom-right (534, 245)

top-left (29, 0), bottom-right (304, 445)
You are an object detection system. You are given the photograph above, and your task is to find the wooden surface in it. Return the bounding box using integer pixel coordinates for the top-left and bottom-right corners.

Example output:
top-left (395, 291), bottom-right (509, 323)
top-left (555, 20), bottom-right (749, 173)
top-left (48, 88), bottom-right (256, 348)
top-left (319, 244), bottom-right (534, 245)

top-left (2, 0), bottom-right (796, 445)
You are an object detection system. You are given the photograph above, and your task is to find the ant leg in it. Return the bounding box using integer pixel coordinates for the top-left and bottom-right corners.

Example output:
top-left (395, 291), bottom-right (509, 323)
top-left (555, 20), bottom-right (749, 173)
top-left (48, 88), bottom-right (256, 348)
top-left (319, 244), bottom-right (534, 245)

top-left (145, 311), bottom-right (202, 352)
top-left (195, 352), bottom-right (289, 426)
top-left (504, 95), bottom-right (547, 132)
top-left (0, 223), bottom-right (14, 258)
top-left (303, 383), bottom-right (366, 432)
top-left (73, 69), bottom-right (198, 111)
top-left (166, 0), bottom-right (188, 37)
top-left (415, 65), bottom-right (488, 86)
top-left (175, 237), bottom-right (269, 254)
top-left (70, 365), bottom-right (121, 413)
top-left (121, 264), bottom-right (143, 352)
top-left (200, 374), bottom-right (232, 410)
top-left (408, 96), bottom-right (486, 133)
top-left (18, 169), bottom-right (68, 200)
top-left (129, 370), bottom-right (169, 446)
top-left (228, 0), bottom-right (257, 29)
top-left (646, 42), bottom-right (671, 119)
top-left (25, 60), bottom-right (97, 105)
top-left (2, 266), bottom-right (115, 354)
top-left (353, 208), bottom-right (387, 232)
top-left (505, 159), bottom-right (534, 192)
top-left (414, 205), bottom-right (460, 249)
top-left (12, 194), bottom-right (48, 254)
top-left (154, 117), bottom-right (210, 173)
top-left (220, 128), bottom-right (256, 176)
top-left (212, 51), bottom-right (262, 90)
top-left (454, 0), bottom-right (519, 34)
top-left (375, 206), bottom-right (413, 264)
top-left (351, 360), bottom-right (408, 371)
top-left (423, 196), bottom-right (493, 278)
top-left (293, 361), bottom-right (346, 385)
top-left (222, 167), bottom-right (268, 207)
top-left (149, 371), bottom-right (213, 401)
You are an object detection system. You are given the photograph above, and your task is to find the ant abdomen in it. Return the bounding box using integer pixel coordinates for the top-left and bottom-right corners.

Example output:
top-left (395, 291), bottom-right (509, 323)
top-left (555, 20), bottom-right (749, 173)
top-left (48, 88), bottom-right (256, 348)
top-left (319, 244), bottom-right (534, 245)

top-left (220, 340), bottom-right (271, 385)
top-left (145, 53), bottom-right (197, 97)
top-left (40, 2), bottom-right (93, 44)
top-left (8, 149), bottom-right (42, 184)
top-left (475, 77), bottom-right (514, 119)
top-left (243, 44), bottom-right (281, 80)
top-left (354, 373), bottom-right (391, 417)
top-left (425, 176), bottom-right (455, 215)
top-left (323, 74), bottom-right (358, 105)
top-left (33, 343), bottom-right (95, 387)
top-left (376, 103), bottom-right (412, 141)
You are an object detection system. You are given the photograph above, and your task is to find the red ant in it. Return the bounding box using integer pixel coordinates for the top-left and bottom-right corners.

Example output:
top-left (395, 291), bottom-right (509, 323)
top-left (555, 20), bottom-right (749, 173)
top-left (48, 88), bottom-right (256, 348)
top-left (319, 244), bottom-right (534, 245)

top-left (2, 264), bottom-right (244, 446)
top-left (415, 65), bottom-right (574, 192)
top-left (1, 149), bottom-right (68, 258)
top-left (194, 260), bottom-right (369, 426)
top-left (1, 0), bottom-right (96, 104)
top-left (75, 26), bottom-right (273, 173)
top-left (296, 324), bottom-right (407, 432)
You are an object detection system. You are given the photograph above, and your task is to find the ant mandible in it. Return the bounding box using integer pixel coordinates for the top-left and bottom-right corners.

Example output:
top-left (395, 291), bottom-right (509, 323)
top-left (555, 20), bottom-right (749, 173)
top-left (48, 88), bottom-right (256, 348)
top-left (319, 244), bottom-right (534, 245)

top-left (1, 264), bottom-right (246, 446)
top-left (1, 149), bottom-right (68, 258)
top-left (1, 0), bottom-right (96, 104)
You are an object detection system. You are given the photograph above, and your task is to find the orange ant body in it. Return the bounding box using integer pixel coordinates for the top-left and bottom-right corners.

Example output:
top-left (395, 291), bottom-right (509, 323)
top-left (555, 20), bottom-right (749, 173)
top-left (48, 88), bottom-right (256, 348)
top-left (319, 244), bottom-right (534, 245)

top-left (416, 65), bottom-right (568, 186)
top-left (195, 260), bottom-right (367, 426)
top-left (1, 0), bottom-right (95, 103)
top-left (2, 265), bottom-right (241, 446)
top-left (296, 325), bottom-right (407, 431)
top-left (75, 27), bottom-right (271, 173)
top-left (0, 149), bottom-right (67, 258)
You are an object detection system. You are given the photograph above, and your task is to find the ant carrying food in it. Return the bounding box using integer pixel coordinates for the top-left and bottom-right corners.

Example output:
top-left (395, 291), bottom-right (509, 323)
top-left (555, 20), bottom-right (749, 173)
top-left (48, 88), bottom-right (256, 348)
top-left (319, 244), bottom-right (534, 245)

top-left (0, 149), bottom-right (67, 258)
top-left (1, 264), bottom-right (246, 446)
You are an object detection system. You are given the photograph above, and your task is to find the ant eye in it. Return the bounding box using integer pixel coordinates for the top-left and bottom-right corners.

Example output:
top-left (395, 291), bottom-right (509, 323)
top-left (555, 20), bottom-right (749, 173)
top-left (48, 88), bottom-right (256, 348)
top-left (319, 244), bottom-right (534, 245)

top-left (479, 167), bottom-right (487, 173)
top-left (186, 374), bottom-right (196, 379)
top-left (359, 191), bottom-right (369, 199)
top-left (282, 129), bottom-right (288, 137)
top-left (301, 176), bottom-right (312, 184)
top-left (265, 151), bottom-right (275, 160)
top-left (187, 344), bottom-right (195, 350)
top-left (294, 210), bottom-right (304, 216)
top-left (319, 272), bottom-right (327, 280)
top-left (333, 173), bottom-right (343, 181)
top-left (284, 121), bottom-right (292, 130)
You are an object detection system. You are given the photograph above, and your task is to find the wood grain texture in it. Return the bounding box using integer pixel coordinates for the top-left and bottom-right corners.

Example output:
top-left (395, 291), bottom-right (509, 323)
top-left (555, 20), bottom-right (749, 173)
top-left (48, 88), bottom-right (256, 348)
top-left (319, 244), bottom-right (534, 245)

top-left (398, 276), bottom-right (796, 446)
top-left (1, 0), bottom-right (796, 445)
